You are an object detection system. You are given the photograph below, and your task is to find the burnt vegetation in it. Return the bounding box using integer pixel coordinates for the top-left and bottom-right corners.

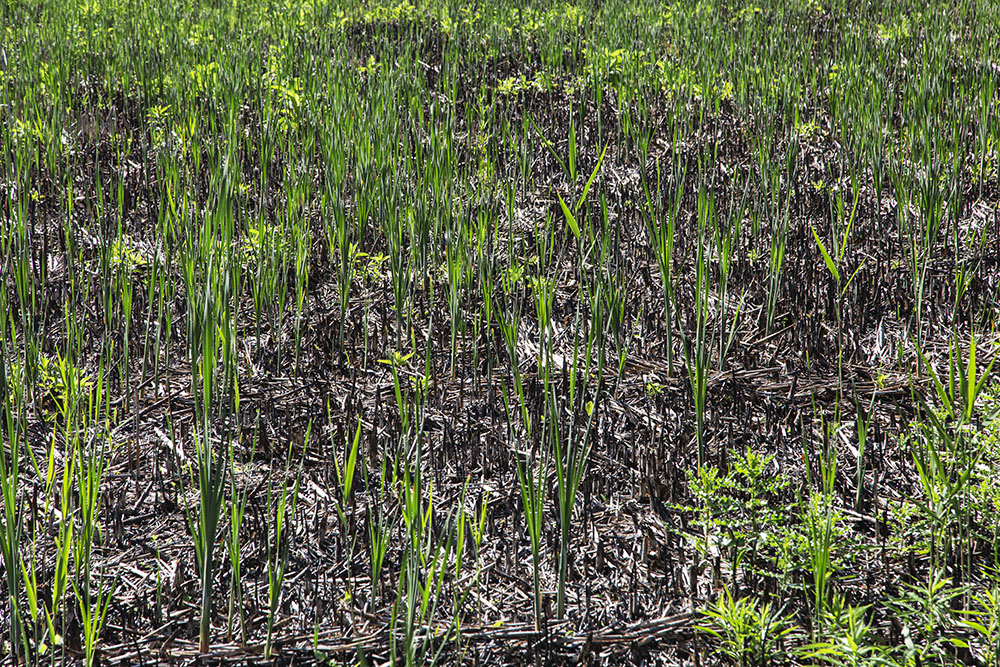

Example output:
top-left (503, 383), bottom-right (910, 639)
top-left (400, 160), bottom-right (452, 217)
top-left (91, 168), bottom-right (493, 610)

top-left (1, 0), bottom-right (1000, 665)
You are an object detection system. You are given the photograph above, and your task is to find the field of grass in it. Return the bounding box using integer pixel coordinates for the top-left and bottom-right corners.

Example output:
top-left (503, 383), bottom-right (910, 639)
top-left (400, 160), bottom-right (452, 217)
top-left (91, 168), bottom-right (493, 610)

top-left (2, 0), bottom-right (1000, 664)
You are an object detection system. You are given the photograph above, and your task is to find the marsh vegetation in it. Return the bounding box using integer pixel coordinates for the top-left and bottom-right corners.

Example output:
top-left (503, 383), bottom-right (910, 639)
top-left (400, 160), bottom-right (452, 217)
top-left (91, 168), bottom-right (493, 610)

top-left (1, 0), bottom-right (1000, 664)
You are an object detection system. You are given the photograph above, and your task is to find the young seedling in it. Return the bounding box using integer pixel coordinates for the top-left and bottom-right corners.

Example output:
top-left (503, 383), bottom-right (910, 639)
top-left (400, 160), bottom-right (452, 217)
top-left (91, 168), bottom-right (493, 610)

top-left (264, 423), bottom-right (307, 659)
top-left (811, 171), bottom-right (864, 393)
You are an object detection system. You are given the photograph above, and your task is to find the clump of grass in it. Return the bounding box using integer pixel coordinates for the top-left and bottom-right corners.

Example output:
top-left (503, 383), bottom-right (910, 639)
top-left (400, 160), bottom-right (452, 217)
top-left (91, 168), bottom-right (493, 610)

top-left (181, 427), bottom-right (227, 655)
top-left (697, 588), bottom-right (796, 667)
top-left (515, 434), bottom-right (546, 630)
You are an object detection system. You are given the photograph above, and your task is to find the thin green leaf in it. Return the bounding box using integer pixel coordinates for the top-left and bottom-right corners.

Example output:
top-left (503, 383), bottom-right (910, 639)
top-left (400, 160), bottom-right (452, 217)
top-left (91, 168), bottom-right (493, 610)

top-left (558, 192), bottom-right (580, 240)
top-left (575, 143), bottom-right (609, 213)
top-left (811, 226), bottom-right (840, 283)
